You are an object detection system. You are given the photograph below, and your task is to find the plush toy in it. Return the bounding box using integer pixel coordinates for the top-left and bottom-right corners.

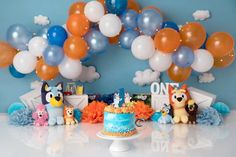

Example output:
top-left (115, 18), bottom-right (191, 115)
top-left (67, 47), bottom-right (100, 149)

top-left (41, 82), bottom-right (64, 126)
top-left (158, 104), bottom-right (174, 124)
top-left (185, 99), bottom-right (198, 124)
top-left (64, 105), bottom-right (78, 125)
top-left (168, 84), bottom-right (190, 124)
top-left (32, 104), bottom-right (48, 126)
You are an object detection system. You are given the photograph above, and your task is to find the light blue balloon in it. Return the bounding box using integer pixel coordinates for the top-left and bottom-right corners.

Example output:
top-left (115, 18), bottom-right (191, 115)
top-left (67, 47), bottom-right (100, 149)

top-left (172, 46), bottom-right (194, 68)
top-left (105, 0), bottom-right (128, 15)
top-left (121, 9), bottom-right (138, 29)
top-left (6, 24), bottom-right (32, 50)
top-left (43, 45), bottom-right (64, 66)
top-left (119, 30), bottom-right (139, 49)
top-left (84, 28), bottom-right (108, 54)
top-left (9, 65), bottom-right (26, 78)
top-left (37, 27), bottom-right (49, 39)
top-left (137, 10), bottom-right (163, 36)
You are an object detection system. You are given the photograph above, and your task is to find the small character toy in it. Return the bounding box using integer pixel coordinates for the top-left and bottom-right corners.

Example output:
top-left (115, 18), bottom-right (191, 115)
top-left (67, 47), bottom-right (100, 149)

top-left (185, 99), bottom-right (198, 124)
top-left (64, 105), bottom-right (78, 125)
top-left (168, 84), bottom-right (190, 124)
top-left (158, 104), bottom-right (174, 124)
top-left (113, 93), bottom-right (122, 108)
top-left (32, 104), bottom-right (48, 126)
top-left (41, 82), bottom-right (64, 126)
top-left (125, 92), bottom-right (132, 104)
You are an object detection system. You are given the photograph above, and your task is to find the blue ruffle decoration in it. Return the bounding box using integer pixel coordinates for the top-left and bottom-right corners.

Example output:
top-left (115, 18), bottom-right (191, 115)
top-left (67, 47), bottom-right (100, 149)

top-left (9, 108), bottom-right (34, 126)
top-left (197, 107), bottom-right (223, 126)
top-left (151, 112), bottom-right (162, 122)
top-left (212, 102), bottom-right (230, 116)
top-left (74, 109), bottom-right (82, 122)
top-left (7, 102), bottom-right (26, 116)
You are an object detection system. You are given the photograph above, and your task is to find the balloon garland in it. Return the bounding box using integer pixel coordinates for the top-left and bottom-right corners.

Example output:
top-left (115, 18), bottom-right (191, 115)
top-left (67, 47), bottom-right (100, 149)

top-left (0, 0), bottom-right (235, 82)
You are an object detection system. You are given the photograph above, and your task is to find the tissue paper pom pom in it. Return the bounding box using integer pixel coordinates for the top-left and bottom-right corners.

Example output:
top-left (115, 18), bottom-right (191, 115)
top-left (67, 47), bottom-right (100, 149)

top-left (9, 108), bottom-right (34, 126)
top-left (82, 101), bottom-right (107, 123)
top-left (212, 102), bottom-right (230, 116)
top-left (151, 112), bottom-right (161, 122)
top-left (134, 101), bottom-right (154, 120)
top-left (7, 102), bottom-right (25, 115)
top-left (197, 107), bottom-right (223, 126)
top-left (74, 108), bottom-right (82, 122)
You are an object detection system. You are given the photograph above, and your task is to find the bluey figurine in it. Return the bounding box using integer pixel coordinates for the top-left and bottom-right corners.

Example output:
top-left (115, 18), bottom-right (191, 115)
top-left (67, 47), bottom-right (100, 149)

top-left (158, 104), bottom-right (174, 124)
top-left (113, 93), bottom-right (122, 108)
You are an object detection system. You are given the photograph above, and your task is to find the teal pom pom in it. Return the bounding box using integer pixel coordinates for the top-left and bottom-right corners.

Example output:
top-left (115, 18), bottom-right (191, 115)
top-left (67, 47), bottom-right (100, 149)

top-left (9, 108), bottom-right (34, 126)
top-left (197, 107), bottom-right (223, 126)
top-left (151, 112), bottom-right (161, 122)
top-left (212, 102), bottom-right (230, 116)
top-left (8, 102), bottom-right (26, 116)
top-left (74, 109), bottom-right (82, 122)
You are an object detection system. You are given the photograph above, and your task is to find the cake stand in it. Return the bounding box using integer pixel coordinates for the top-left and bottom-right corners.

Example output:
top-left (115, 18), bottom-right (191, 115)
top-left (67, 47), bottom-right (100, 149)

top-left (96, 131), bottom-right (141, 152)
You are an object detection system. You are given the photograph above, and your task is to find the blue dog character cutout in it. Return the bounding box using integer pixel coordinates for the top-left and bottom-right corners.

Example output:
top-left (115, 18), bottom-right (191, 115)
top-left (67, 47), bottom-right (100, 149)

top-left (158, 104), bottom-right (174, 124)
top-left (41, 82), bottom-right (64, 126)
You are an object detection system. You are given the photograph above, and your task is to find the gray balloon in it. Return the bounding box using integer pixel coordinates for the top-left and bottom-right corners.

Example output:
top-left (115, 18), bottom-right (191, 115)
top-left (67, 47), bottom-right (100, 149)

top-left (6, 24), bottom-right (32, 50)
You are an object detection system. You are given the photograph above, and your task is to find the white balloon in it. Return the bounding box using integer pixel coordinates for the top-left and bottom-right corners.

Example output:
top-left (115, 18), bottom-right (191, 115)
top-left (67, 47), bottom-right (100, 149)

top-left (191, 49), bottom-right (214, 72)
top-left (28, 36), bottom-right (48, 57)
top-left (13, 51), bottom-right (37, 74)
top-left (84, 1), bottom-right (104, 22)
top-left (99, 14), bottom-right (122, 37)
top-left (149, 50), bottom-right (172, 72)
top-left (131, 35), bottom-right (155, 60)
top-left (58, 57), bottom-right (82, 80)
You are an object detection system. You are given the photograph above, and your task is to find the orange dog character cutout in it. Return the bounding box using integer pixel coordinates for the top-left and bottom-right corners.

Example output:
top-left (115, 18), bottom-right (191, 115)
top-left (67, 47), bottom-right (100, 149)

top-left (64, 105), bottom-right (78, 125)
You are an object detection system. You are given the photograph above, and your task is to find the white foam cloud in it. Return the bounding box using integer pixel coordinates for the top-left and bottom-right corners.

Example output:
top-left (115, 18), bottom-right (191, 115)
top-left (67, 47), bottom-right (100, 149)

top-left (74, 66), bottom-right (100, 83)
top-left (34, 15), bottom-right (50, 26)
top-left (133, 69), bottom-right (160, 86)
top-left (199, 73), bottom-right (215, 83)
top-left (193, 10), bottom-right (210, 21)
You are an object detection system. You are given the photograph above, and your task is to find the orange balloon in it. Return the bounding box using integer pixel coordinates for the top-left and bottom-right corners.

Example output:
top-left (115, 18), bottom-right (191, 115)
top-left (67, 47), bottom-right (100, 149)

top-left (180, 22), bottom-right (206, 50)
top-left (67, 14), bottom-right (90, 36)
top-left (206, 32), bottom-right (234, 58)
top-left (69, 2), bottom-right (86, 15)
top-left (109, 35), bottom-right (120, 44)
top-left (154, 28), bottom-right (181, 53)
top-left (64, 36), bottom-right (88, 60)
top-left (167, 64), bottom-right (192, 82)
top-left (36, 58), bottom-right (59, 81)
top-left (0, 41), bottom-right (17, 68)
top-left (142, 6), bottom-right (162, 16)
top-left (128, 0), bottom-right (140, 13)
top-left (97, 0), bottom-right (105, 6)
top-left (214, 50), bottom-right (235, 68)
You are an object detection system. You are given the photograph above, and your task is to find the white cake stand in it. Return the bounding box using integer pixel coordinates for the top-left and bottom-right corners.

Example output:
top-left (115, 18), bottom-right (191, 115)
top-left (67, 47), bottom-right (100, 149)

top-left (97, 131), bottom-right (141, 152)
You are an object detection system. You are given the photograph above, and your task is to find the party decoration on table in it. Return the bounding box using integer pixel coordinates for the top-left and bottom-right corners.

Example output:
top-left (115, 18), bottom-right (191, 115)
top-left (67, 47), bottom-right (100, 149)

top-left (196, 107), bottom-right (223, 126)
top-left (198, 73), bottom-right (215, 83)
top-left (211, 102), bottom-right (230, 116)
top-left (7, 102), bottom-right (26, 116)
top-left (9, 108), bottom-right (34, 126)
top-left (133, 69), bottom-right (160, 86)
top-left (74, 108), bottom-right (82, 122)
top-left (192, 10), bottom-right (210, 21)
top-left (185, 100), bottom-right (198, 124)
top-left (32, 104), bottom-right (49, 126)
top-left (0, 41), bottom-right (17, 68)
top-left (158, 104), bottom-right (174, 124)
top-left (73, 66), bottom-right (100, 83)
top-left (41, 82), bottom-right (64, 126)
top-left (64, 105), bottom-right (78, 125)
top-left (34, 15), bottom-right (50, 26)
top-left (134, 101), bottom-right (154, 120)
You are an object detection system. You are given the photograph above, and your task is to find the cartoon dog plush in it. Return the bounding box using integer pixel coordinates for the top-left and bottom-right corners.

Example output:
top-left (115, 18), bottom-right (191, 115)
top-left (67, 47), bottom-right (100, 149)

top-left (41, 82), bottom-right (64, 126)
top-left (32, 104), bottom-right (48, 126)
top-left (185, 99), bottom-right (198, 124)
top-left (158, 104), bottom-right (174, 124)
top-left (64, 105), bottom-right (78, 125)
top-left (168, 84), bottom-right (190, 124)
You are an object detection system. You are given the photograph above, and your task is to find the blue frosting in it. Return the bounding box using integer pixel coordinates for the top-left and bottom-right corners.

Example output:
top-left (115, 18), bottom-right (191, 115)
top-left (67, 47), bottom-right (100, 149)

top-left (104, 112), bottom-right (135, 133)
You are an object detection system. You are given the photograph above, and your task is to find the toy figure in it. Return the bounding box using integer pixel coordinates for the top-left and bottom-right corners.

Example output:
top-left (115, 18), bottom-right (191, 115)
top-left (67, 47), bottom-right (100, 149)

top-left (168, 84), bottom-right (190, 124)
top-left (185, 99), bottom-right (198, 124)
top-left (125, 92), bottom-right (132, 104)
top-left (41, 82), bottom-right (64, 126)
top-left (64, 105), bottom-right (78, 125)
top-left (113, 93), bottom-right (122, 108)
top-left (32, 104), bottom-right (48, 126)
top-left (158, 104), bottom-right (174, 124)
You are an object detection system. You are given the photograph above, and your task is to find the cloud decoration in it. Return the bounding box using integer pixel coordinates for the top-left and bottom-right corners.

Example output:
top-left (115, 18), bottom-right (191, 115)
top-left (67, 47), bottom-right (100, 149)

top-left (193, 10), bottom-right (210, 21)
top-left (133, 69), bottom-right (160, 86)
top-left (74, 66), bottom-right (100, 83)
top-left (31, 80), bottom-right (43, 89)
top-left (34, 15), bottom-right (50, 26)
top-left (199, 72), bottom-right (215, 83)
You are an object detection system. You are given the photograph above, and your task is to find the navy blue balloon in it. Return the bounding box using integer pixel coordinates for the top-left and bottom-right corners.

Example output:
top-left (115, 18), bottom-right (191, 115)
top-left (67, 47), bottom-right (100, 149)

top-left (162, 21), bottom-right (179, 32)
top-left (121, 9), bottom-right (138, 29)
top-left (81, 52), bottom-right (93, 63)
top-left (137, 9), bottom-right (163, 36)
top-left (172, 46), bottom-right (195, 68)
top-left (119, 30), bottom-right (139, 49)
top-left (9, 65), bottom-right (26, 78)
top-left (37, 27), bottom-right (49, 39)
top-left (201, 33), bottom-right (209, 49)
top-left (47, 25), bottom-right (68, 47)
top-left (85, 29), bottom-right (108, 54)
top-left (43, 45), bottom-right (64, 66)
top-left (105, 0), bottom-right (128, 15)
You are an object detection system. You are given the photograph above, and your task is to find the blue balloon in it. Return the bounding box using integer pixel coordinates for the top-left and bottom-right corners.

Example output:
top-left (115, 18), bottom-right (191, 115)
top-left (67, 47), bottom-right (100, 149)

top-left (119, 30), bottom-right (139, 49)
top-left (9, 65), bottom-right (26, 78)
top-left (85, 28), bottom-right (108, 54)
top-left (172, 46), bottom-right (194, 68)
top-left (201, 33), bottom-right (209, 49)
top-left (37, 27), bottom-right (49, 39)
top-left (6, 24), bottom-right (32, 50)
top-left (43, 45), bottom-right (64, 66)
top-left (105, 0), bottom-right (128, 15)
top-left (47, 25), bottom-right (68, 47)
top-left (137, 9), bottom-right (163, 36)
top-left (162, 21), bottom-right (179, 32)
top-left (120, 9), bottom-right (138, 29)
top-left (81, 52), bottom-right (93, 63)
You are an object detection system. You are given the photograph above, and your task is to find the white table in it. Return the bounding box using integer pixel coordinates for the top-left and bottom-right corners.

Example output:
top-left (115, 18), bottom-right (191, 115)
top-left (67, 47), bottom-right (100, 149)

top-left (0, 111), bottom-right (235, 157)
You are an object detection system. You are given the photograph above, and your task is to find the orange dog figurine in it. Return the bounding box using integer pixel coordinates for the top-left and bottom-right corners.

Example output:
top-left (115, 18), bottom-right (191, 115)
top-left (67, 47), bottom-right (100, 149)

top-left (64, 105), bottom-right (78, 125)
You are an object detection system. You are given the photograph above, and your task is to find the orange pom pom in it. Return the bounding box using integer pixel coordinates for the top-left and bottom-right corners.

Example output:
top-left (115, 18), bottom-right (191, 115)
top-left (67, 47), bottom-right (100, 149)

top-left (82, 101), bottom-right (107, 124)
top-left (134, 101), bottom-right (154, 120)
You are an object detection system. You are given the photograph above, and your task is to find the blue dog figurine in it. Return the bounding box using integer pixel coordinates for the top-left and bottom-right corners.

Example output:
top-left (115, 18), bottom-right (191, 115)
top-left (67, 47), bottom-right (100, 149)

top-left (41, 82), bottom-right (64, 126)
top-left (158, 104), bottom-right (174, 124)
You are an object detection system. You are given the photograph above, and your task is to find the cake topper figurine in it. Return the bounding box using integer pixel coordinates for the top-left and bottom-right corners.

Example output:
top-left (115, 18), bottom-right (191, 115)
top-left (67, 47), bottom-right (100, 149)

top-left (113, 88), bottom-right (125, 107)
top-left (125, 92), bottom-right (132, 104)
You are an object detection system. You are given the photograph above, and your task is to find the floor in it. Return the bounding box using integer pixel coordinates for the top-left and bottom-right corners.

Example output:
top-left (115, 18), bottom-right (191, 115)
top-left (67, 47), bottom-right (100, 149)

top-left (0, 112), bottom-right (235, 157)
